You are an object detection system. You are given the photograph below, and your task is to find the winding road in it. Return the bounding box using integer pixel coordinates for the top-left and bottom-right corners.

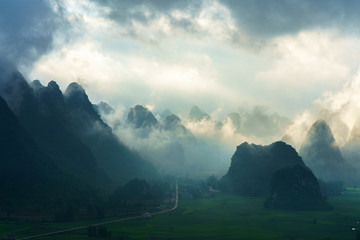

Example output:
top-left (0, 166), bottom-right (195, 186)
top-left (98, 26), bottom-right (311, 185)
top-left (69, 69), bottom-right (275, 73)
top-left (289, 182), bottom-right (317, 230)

top-left (19, 182), bottom-right (178, 240)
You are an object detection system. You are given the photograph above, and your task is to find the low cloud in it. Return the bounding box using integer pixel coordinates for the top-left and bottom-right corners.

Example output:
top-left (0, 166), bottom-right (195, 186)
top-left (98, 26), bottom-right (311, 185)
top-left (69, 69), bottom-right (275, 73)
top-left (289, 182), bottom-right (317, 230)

top-left (285, 70), bottom-right (360, 148)
top-left (98, 105), bottom-right (231, 177)
top-left (184, 105), bottom-right (290, 146)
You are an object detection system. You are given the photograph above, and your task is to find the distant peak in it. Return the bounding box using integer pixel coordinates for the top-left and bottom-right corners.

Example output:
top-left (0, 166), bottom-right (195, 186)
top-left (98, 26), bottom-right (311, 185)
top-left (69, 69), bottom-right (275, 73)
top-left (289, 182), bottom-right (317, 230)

top-left (133, 104), bottom-right (147, 111)
top-left (236, 141), bottom-right (251, 150)
top-left (163, 114), bottom-right (182, 131)
top-left (46, 80), bottom-right (61, 92)
top-left (97, 101), bottom-right (114, 115)
top-left (165, 114), bottom-right (181, 123)
top-left (64, 82), bottom-right (94, 112)
top-left (160, 109), bottom-right (172, 119)
top-left (189, 105), bottom-right (210, 121)
top-left (48, 80), bottom-right (59, 88)
top-left (65, 82), bottom-right (85, 93)
top-left (30, 80), bottom-right (44, 90)
top-left (306, 119), bottom-right (334, 143)
top-left (127, 104), bottom-right (158, 128)
top-left (64, 82), bottom-right (88, 100)
top-left (313, 119), bottom-right (329, 128)
top-left (190, 105), bottom-right (201, 112)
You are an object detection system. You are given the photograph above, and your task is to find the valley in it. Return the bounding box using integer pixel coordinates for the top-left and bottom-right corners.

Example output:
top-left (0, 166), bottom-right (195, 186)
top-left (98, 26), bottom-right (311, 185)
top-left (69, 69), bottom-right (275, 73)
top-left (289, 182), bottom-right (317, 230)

top-left (2, 188), bottom-right (360, 240)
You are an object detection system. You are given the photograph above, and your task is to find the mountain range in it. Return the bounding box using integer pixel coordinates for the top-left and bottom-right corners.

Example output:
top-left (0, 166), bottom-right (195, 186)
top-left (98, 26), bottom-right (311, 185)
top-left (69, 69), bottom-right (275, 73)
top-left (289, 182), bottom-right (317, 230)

top-left (0, 66), bottom-right (157, 211)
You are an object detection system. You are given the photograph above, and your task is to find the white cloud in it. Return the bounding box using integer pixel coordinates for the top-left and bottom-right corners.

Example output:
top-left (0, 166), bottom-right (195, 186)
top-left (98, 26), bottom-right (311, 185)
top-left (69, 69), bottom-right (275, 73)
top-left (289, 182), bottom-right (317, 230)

top-left (258, 30), bottom-right (360, 86)
top-left (29, 39), bottom-right (236, 113)
top-left (250, 30), bottom-right (360, 116)
top-left (285, 70), bottom-right (360, 148)
top-left (28, 0), bottom-right (360, 142)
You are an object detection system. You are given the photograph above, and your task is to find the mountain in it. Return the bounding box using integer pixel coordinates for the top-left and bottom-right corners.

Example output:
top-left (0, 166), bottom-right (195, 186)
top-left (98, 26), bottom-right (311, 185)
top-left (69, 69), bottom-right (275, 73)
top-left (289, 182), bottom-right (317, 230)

top-left (64, 84), bottom-right (158, 183)
top-left (94, 101), bottom-right (115, 115)
top-left (127, 105), bottom-right (159, 129)
top-left (299, 119), bottom-right (358, 185)
top-left (188, 105), bottom-right (210, 122)
top-left (29, 79), bottom-right (44, 91)
top-left (0, 74), bottom-right (111, 193)
top-left (160, 109), bottom-right (172, 120)
top-left (30, 80), bottom-right (111, 191)
top-left (221, 141), bottom-right (305, 196)
top-left (0, 68), bottom-right (157, 187)
top-left (0, 95), bottom-right (82, 211)
top-left (342, 121), bottom-right (360, 170)
top-left (163, 114), bottom-right (194, 138)
top-left (264, 165), bottom-right (331, 210)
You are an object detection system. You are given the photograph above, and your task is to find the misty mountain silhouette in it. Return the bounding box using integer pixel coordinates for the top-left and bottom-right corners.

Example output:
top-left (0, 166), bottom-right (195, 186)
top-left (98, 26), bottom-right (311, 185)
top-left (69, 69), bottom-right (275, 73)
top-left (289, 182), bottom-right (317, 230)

top-left (222, 141), bottom-right (305, 196)
top-left (29, 79), bottom-right (44, 91)
top-left (160, 109), bottom-right (172, 120)
top-left (265, 165), bottom-right (331, 210)
top-left (93, 101), bottom-right (115, 115)
top-left (163, 114), bottom-right (194, 138)
top-left (188, 105), bottom-right (210, 122)
top-left (94, 104), bottom-right (228, 177)
top-left (64, 84), bottom-right (158, 183)
top-left (127, 104), bottom-right (159, 129)
top-left (224, 107), bottom-right (291, 138)
top-left (0, 69), bottom-right (157, 188)
top-left (342, 121), bottom-right (360, 171)
top-left (299, 119), bottom-right (358, 185)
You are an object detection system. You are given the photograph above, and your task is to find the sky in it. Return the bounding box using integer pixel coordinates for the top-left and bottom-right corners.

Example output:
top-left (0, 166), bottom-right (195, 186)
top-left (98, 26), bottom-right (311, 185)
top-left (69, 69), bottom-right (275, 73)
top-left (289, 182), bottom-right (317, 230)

top-left (3, 0), bottom-right (360, 146)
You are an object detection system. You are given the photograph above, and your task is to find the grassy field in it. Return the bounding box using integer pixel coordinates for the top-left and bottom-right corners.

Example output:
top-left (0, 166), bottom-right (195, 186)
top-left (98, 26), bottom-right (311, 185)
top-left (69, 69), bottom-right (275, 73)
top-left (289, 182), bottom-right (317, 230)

top-left (3, 189), bottom-right (360, 240)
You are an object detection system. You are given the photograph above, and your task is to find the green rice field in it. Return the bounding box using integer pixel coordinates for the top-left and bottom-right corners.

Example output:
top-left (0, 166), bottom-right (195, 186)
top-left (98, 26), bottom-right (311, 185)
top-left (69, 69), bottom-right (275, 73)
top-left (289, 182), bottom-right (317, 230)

top-left (3, 189), bottom-right (360, 240)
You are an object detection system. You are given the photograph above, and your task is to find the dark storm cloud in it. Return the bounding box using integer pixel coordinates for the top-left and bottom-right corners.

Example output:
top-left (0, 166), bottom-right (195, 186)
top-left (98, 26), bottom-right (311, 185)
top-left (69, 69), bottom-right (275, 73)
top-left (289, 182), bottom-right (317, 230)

top-left (90, 0), bottom-right (203, 33)
top-left (221, 0), bottom-right (360, 38)
top-left (92, 0), bottom-right (360, 41)
top-left (0, 0), bottom-right (64, 66)
top-left (92, 0), bottom-right (201, 21)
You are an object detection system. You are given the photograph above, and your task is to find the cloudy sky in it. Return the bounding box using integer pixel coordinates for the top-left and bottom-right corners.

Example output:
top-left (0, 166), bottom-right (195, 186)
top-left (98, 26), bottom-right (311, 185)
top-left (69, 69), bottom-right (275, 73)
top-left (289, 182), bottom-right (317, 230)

top-left (3, 0), bottom-right (360, 123)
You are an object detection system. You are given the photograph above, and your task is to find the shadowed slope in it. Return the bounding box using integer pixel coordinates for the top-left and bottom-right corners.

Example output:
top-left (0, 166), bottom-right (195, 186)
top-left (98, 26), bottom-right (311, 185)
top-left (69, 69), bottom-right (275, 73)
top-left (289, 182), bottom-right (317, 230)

top-left (222, 141), bottom-right (304, 196)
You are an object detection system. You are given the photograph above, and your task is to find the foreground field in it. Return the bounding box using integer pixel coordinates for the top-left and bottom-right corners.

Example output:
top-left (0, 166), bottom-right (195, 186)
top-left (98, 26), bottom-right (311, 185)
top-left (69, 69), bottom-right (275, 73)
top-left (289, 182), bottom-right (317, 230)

top-left (3, 189), bottom-right (360, 240)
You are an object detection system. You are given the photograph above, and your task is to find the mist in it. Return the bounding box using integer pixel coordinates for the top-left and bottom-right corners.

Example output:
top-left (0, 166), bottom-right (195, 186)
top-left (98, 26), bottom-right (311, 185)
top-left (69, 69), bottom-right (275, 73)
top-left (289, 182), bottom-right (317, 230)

top-left (285, 72), bottom-right (360, 149)
top-left (96, 102), bottom-right (291, 178)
